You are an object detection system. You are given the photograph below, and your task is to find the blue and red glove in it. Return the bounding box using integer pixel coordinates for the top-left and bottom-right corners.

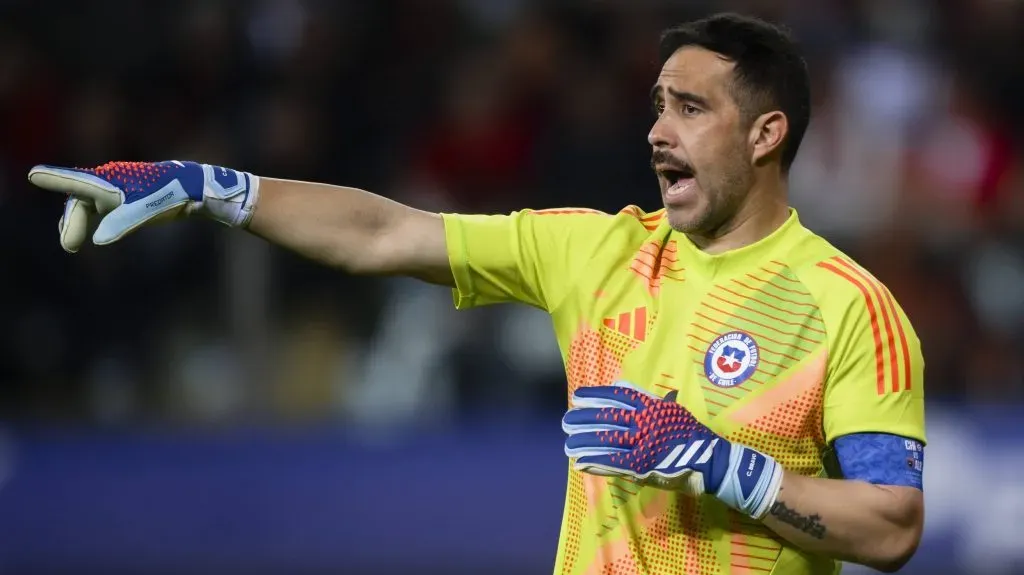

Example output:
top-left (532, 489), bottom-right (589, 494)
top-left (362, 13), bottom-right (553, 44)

top-left (562, 381), bottom-right (784, 520)
top-left (28, 160), bottom-right (259, 253)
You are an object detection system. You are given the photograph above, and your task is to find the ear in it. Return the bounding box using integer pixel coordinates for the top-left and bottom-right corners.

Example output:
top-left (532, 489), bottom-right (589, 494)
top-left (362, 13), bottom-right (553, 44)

top-left (748, 111), bottom-right (788, 165)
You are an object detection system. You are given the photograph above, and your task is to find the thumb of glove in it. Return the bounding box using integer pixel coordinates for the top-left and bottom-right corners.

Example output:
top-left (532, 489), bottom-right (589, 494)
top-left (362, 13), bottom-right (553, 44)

top-left (59, 197), bottom-right (100, 254)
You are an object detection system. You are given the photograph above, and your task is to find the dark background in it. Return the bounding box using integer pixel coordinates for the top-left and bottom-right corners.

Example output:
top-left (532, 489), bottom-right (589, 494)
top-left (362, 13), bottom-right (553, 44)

top-left (0, 0), bottom-right (1022, 573)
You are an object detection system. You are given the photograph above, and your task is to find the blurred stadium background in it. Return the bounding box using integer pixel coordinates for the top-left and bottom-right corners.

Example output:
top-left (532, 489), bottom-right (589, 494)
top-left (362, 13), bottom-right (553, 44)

top-left (1, 0), bottom-right (1023, 573)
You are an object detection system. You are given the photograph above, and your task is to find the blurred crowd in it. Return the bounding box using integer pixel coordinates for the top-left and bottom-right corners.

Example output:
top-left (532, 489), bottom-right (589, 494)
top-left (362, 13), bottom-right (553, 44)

top-left (2, 0), bottom-right (1023, 426)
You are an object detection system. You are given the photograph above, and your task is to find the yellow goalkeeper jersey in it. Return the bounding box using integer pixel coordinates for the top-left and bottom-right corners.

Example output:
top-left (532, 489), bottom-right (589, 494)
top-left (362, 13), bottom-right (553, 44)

top-left (441, 206), bottom-right (926, 575)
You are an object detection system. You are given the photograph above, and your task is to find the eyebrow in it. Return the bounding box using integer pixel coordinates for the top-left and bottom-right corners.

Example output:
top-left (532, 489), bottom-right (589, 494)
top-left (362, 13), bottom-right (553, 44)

top-left (650, 85), bottom-right (712, 109)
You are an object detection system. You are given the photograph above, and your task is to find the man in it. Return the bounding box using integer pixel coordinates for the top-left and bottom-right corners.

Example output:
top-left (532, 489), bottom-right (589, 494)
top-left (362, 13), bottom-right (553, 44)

top-left (29, 13), bottom-right (924, 575)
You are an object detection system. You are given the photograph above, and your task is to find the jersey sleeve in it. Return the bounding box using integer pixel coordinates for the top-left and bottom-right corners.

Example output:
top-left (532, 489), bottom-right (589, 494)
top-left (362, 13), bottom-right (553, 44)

top-left (813, 258), bottom-right (927, 445)
top-left (440, 208), bottom-right (615, 312)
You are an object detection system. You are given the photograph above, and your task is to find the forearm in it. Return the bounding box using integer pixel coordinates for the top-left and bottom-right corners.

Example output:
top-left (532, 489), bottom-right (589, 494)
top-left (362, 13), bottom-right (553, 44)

top-left (247, 177), bottom-right (451, 282)
top-left (247, 177), bottom-right (407, 269)
top-left (761, 471), bottom-right (923, 572)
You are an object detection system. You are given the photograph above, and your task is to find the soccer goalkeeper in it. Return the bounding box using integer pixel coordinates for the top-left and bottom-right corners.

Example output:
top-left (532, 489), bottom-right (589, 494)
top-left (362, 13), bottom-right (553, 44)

top-left (29, 13), bottom-right (925, 575)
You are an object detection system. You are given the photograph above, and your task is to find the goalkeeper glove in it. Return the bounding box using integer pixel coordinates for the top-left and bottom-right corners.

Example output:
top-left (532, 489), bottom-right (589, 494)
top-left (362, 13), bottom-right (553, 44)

top-left (562, 381), bottom-right (784, 520)
top-left (27, 160), bottom-right (260, 253)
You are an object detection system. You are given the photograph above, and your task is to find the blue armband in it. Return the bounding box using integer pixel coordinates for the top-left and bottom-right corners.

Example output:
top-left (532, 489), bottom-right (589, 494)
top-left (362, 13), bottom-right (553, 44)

top-left (833, 433), bottom-right (924, 490)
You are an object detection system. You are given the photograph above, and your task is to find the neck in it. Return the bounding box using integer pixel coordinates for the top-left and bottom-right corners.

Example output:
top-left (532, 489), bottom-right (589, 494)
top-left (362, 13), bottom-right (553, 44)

top-left (686, 180), bottom-right (790, 255)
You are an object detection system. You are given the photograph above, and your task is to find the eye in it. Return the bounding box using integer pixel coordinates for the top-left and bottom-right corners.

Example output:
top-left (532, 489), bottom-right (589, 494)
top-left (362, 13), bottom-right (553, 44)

top-left (652, 101), bottom-right (666, 117)
top-left (681, 104), bottom-right (700, 116)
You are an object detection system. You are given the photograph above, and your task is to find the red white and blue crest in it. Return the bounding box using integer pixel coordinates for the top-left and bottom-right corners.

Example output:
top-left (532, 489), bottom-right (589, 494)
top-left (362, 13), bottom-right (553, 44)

top-left (704, 331), bottom-right (760, 388)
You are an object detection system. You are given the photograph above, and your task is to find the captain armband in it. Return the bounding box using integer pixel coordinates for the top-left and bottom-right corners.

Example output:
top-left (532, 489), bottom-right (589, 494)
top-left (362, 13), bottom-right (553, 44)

top-left (833, 432), bottom-right (924, 490)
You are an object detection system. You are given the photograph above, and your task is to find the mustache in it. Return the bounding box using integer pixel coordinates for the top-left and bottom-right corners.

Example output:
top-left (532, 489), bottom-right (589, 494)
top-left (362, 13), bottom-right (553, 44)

top-left (650, 150), bottom-right (691, 172)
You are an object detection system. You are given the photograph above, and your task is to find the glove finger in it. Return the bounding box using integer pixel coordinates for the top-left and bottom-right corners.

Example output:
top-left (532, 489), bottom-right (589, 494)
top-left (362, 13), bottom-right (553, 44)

top-left (28, 165), bottom-right (123, 213)
top-left (564, 431), bottom-right (637, 458)
top-left (572, 454), bottom-right (636, 478)
top-left (93, 188), bottom-right (191, 245)
top-left (58, 197), bottom-right (99, 254)
top-left (562, 407), bottom-right (634, 434)
top-left (571, 383), bottom-right (652, 410)
top-left (611, 380), bottom-right (667, 399)
top-left (574, 454), bottom-right (702, 488)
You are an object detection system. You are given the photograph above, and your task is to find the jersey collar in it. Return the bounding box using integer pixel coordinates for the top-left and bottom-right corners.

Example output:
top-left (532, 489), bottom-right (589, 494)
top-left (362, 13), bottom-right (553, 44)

top-left (670, 208), bottom-right (804, 279)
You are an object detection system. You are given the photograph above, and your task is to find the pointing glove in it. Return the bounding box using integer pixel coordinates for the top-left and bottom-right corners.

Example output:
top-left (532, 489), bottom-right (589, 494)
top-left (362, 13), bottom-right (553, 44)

top-left (28, 160), bottom-right (259, 252)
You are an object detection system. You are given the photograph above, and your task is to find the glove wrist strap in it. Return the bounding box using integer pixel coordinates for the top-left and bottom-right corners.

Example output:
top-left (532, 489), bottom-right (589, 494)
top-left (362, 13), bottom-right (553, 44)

top-left (715, 445), bottom-right (784, 520)
top-left (192, 165), bottom-right (261, 228)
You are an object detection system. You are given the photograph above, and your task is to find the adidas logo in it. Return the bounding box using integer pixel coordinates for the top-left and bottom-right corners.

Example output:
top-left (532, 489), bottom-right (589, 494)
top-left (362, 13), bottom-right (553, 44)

top-left (601, 306), bottom-right (649, 342)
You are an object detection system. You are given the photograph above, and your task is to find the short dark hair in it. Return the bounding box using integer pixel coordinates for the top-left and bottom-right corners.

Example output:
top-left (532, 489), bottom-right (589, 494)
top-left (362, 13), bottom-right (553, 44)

top-left (659, 13), bottom-right (811, 171)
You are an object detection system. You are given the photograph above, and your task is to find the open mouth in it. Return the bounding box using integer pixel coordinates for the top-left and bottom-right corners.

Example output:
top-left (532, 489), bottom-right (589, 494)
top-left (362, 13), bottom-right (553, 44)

top-left (658, 165), bottom-right (696, 196)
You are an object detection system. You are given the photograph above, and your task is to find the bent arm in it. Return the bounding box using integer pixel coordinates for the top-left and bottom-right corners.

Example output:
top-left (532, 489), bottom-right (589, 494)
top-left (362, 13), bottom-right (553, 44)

top-left (247, 177), bottom-right (453, 285)
top-left (761, 471), bottom-right (923, 572)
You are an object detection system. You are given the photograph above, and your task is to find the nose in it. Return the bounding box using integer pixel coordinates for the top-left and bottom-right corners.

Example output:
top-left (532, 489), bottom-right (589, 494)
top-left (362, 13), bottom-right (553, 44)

top-left (647, 113), bottom-right (676, 149)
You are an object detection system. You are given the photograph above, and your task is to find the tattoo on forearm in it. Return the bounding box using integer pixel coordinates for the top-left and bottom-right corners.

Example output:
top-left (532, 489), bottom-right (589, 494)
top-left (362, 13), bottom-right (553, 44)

top-left (769, 501), bottom-right (827, 539)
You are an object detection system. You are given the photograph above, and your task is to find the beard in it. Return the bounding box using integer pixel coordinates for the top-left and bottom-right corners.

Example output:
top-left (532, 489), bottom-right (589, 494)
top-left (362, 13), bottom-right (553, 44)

top-left (660, 155), bottom-right (753, 237)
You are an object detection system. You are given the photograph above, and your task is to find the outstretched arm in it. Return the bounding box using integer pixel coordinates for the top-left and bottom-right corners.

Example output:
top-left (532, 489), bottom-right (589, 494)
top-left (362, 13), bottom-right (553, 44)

top-left (28, 161), bottom-right (454, 286)
top-left (248, 177), bottom-right (453, 285)
top-left (28, 159), bottom-right (624, 311)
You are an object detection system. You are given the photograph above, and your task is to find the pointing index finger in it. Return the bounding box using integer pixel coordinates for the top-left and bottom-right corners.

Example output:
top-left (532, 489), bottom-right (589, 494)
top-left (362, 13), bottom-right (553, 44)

top-left (28, 165), bottom-right (123, 213)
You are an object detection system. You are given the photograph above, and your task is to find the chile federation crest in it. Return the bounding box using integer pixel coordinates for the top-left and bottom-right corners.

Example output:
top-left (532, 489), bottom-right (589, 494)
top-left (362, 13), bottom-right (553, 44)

top-left (704, 331), bottom-right (760, 388)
